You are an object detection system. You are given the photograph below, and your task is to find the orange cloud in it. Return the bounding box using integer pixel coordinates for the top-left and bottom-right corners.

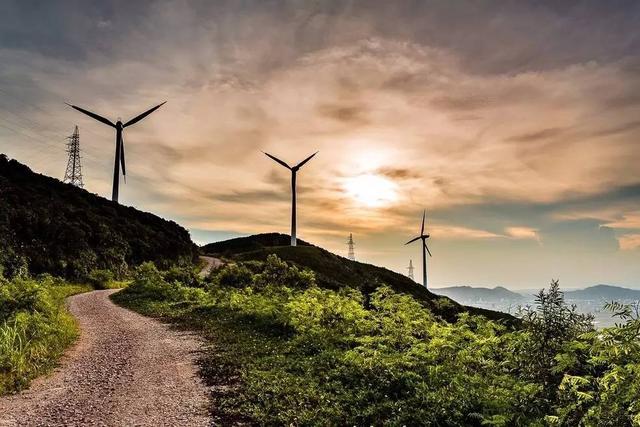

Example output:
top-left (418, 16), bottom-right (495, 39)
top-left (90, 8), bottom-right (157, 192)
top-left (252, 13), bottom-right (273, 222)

top-left (618, 234), bottom-right (640, 251)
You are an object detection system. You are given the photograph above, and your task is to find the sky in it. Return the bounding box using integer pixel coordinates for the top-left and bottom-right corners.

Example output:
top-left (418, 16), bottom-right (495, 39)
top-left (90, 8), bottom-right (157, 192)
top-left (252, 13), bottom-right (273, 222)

top-left (0, 0), bottom-right (639, 289)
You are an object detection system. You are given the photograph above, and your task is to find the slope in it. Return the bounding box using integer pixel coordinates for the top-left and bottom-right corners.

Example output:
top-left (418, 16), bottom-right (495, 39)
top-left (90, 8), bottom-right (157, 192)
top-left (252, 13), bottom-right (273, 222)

top-left (433, 285), bottom-right (527, 302)
top-left (565, 284), bottom-right (640, 300)
top-left (202, 233), bottom-right (515, 323)
top-left (0, 155), bottom-right (196, 278)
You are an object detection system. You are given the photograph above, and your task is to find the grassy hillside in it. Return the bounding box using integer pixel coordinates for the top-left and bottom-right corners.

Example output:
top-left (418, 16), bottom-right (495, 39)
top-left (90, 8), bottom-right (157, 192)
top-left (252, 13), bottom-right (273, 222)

top-left (0, 275), bottom-right (91, 395)
top-left (0, 155), bottom-right (197, 279)
top-left (202, 233), bottom-right (513, 323)
top-left (115, 261), bottom-right (639, 425)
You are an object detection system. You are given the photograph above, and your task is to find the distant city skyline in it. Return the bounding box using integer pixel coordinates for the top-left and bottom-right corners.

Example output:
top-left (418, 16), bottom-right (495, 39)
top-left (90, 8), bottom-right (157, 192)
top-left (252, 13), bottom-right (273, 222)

top-left (1, 1), bottom-right (639, 288)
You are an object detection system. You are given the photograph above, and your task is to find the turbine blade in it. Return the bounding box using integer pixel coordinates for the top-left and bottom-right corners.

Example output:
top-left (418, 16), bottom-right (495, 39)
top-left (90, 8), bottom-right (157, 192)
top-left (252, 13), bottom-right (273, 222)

top-left (424, 242), bottom-right (432, 257)
top-left (67, 103), bottom-right (115, 127)
top-left (123, 101), bottom-right (166, 127)
top-left (405, 236), bottom-right (421, 245)
top-left (262, 151), bottom-right (291, 169)
top-left (295, 151), bottom-right (318, 169)
top-left (120, 135), bottom-right (126, 182)
top-left (421, 210), bottom-right (426, 235)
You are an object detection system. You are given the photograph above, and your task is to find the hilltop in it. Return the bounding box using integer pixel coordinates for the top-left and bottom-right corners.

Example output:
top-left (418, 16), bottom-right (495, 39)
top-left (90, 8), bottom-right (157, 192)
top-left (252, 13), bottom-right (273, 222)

top-left (433, 283), bottom-right (640, 304)
top-left (0, 155), bottom-right (196, 278)
top-left (433, 285), bottom-right (527, 303)
top-left (202, 233), bottom-right (515, 323)
top-left (565, 284), bottom-right (640, 300)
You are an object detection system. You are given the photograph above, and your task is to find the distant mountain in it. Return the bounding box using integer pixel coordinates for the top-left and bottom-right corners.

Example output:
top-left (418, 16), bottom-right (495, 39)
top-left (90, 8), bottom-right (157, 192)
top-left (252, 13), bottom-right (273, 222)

top-left (565, 285), bottom-right (640, 301)
top-left (202, 233), bottom-right (517, 324)
top-left (432, 286), bottom-right (527, 303)
top-left (0, 155), bottom-right (197, 278)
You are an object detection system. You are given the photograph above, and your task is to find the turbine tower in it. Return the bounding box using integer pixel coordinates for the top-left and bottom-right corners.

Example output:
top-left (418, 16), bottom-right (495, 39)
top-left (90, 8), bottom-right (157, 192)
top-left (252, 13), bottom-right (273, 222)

top-left (67, 101), bottom-right (166, 203)
top-left (263, 151), bottom-right (318, 246)
top-left (407, 259), bottom-right (414, 281)
top-left (347, 233), bottom-right (355, 261)
top-left (405, 210), bottom-right (432, 288)
top-left (63, 125), bottom-right (83, 188)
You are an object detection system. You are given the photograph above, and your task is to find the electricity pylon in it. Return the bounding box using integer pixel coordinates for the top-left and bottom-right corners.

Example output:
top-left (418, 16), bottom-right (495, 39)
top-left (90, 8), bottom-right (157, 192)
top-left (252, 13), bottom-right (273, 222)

top-left (407, 259), bottom-right (415, 281)
top-left (347, 233), bottom-right (355, 261)
top-left (63, 126), bottom-right (84, 188)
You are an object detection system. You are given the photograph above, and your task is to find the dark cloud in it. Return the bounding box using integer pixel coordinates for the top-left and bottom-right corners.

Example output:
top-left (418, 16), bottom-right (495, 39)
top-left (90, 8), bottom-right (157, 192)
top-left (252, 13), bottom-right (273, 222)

top-left (589, 120), bottom-right (640, 138)
top-left (316, 103), bottom-right (368, 124)
top-left (507, 127), bottom-right (566, 143)
top-left (215, 189), bottom-right (289, 203)
top-left (376, 167), bottom-right (421, 180)
top-left (425, 183), bottom-right (640, 237)
top-left (602, 93), bottom-right (640, 109)
top-left (538, 220), bottom-right (619, 253)
top-left (430, 94), bottom-right (490, 111)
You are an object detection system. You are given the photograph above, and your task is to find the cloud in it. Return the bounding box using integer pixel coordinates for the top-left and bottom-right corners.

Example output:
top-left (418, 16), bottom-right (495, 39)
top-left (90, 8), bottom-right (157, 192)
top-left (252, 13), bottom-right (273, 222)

top-left (618, 234), bottom-right (640, 251)
top-left (1, 1), bottom-right (640, 287)
top-left (316, 103), bottom-right (368, 125)
top-left (507, 127), bottom-right (566, 143)
top-left (375, 167), bottom-right (421, 180)
top-left (505, 227), bottom-right (539, 241)
top-left (606, 213), bottom-right (640, 230)
top-left (429, 225), bottom-right (501, 240)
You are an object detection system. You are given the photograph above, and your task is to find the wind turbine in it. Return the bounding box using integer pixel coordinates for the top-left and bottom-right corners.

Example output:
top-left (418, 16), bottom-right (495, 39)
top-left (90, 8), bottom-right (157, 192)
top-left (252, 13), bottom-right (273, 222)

top-left (67, 101), bottom-right (166, 203)
top-left (263, 151), bottom-right (318, 246)
top-left (405, 210), bottom-right (432, 288)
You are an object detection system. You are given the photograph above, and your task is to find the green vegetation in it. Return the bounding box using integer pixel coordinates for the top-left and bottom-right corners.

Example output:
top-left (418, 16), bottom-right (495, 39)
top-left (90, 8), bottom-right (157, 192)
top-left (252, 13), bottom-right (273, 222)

top-left (0, 274), bottom-right (90, 395)
top-left (0, 155), bottom-right (197, 280)
top-left (115, 256), bottom-right (640, 426)
top-left (202, 233), bottom-right (514, 323)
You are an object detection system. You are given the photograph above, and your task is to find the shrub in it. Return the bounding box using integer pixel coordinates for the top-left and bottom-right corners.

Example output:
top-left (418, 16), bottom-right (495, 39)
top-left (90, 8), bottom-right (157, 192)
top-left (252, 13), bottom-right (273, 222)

top-left (253, 254), bottom-right (316, 289)
top-left (87, 269), bottom-right (115, 290)
top-left (163, 266), bottom-right (203, 288)
top-left (114, 268), bottom-right (640, 426)
top-left (125, 262), bottom-right (208, 304)
top-left (215, 264), bottom-right (253, 288)
top-left (0, 278), bottom-right (50, 323)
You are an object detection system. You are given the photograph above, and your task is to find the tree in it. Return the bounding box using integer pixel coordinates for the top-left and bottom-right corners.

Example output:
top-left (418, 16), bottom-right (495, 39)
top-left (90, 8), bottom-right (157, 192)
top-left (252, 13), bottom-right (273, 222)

top-left (517, 280), bottom-right (594, 414)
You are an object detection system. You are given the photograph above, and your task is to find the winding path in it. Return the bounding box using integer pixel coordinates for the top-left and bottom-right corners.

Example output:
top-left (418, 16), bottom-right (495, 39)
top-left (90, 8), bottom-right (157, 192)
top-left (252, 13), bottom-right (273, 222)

top-left (198, 256), bottom-right (224, 278)
top-left (0, 290), bottom-right (211, 427)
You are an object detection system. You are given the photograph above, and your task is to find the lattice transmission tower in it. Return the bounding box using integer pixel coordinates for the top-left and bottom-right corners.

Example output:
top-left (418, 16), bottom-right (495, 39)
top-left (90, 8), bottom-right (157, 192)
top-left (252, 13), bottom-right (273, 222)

top-left (347, 233), bottom-right (355, 261)
top-left (63, 126), bottom-right (84, 188)
top-left (407, 259), bottom-right (415, 281)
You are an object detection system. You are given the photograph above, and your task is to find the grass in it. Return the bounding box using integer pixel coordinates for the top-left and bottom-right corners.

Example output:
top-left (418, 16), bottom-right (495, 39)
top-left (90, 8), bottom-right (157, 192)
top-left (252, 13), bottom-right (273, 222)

top-left (202, 233), bottom-right (517, 324)
top-left (114, 259), bottom-right (640, 425)
top-left (0, 277), bottom-right (91, 395)
top-left (112, 259), bottom-right (530, 425)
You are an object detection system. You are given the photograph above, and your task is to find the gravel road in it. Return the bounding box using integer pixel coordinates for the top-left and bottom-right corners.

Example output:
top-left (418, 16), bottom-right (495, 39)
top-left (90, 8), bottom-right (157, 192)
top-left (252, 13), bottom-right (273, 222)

top-left (0, 290), bottom-right (211, 427)
top-left (198, 256), bottom-right (224, 278)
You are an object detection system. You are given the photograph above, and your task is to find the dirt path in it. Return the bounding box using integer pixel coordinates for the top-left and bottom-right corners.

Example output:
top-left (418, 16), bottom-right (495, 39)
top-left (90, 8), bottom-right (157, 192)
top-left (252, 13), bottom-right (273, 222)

top-left (0, 290), bottom-right (210, 427)
top-left (198, 256), bottom-right (224, 278)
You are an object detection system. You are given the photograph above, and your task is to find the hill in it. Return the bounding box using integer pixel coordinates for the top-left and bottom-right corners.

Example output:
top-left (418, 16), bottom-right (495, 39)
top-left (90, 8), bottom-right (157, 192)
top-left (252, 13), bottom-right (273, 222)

top-left (202, 233), bottom-right (516, 323)
top-left (565, 284), bottom-right (640, 300)
top-left (0, 155), bottom-right (196, 278)
top-left (433, 285), bottom-right (527, 303)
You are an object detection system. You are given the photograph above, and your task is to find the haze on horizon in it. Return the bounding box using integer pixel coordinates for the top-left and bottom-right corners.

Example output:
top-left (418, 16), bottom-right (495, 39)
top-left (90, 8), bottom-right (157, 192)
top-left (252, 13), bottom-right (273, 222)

top-left (1, 0), bottom-right (639, 289)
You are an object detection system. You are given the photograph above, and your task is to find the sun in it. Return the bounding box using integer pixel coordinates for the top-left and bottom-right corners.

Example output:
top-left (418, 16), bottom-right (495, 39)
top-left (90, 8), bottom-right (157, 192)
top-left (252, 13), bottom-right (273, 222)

top-left (344, 174), bottom-right (399, 207)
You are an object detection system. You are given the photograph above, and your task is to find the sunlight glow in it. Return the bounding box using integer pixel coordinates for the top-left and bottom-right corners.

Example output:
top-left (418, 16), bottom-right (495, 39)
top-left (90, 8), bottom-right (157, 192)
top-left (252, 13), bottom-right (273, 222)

top-left (344, 174), bottom-right (399, 208)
